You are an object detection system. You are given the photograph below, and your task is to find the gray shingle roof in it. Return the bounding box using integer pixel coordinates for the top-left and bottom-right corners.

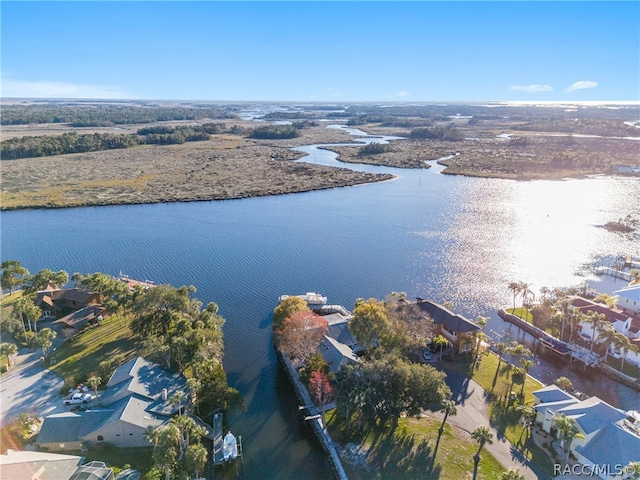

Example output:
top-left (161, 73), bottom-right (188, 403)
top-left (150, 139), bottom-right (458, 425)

top-left (0, 450), bottom-right (84, 480)
top-left (533, 385), bottom-right (576, 404)
top-left (575, 423), bottom-right (640, 467)
top-left (103, 357), bottom-right (187, 412)
top-left (319, 335), bottom-right (359, 373)
top-left (557, 397), bottom-right (627, 435)
top-left (36, 413), bottom-right (84, 444)
top-left (416, 300), bottom-right (480, 333)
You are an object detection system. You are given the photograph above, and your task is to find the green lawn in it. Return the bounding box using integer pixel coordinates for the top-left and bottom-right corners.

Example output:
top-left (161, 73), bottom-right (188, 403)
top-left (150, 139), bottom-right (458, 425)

top-left (327, 410), bottom-right (505, 480)
top-left (449, 350), bottom-right (555, 475)
top-left (49, 313), bottom-right (140, 384)
top-left (505, 307), bottom-right (533, 324)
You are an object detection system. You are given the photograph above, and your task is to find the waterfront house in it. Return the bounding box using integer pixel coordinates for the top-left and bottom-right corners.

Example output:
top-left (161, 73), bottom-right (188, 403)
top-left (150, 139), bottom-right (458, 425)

top-left (613, 284), bottom-right (640, 317)
top-left (414, 299), bottom-right (480, 354)
top-left (570, 296), bottom-right (633, 339)
top-left (532, 385), bottom-right (640, 479)
top-left (318, 335), bottom-right (360, 374)
top-left (53, 305), bottom-right (106, 330)
top-left (36, 357), bottom-right (187, 451)
top-left (34, 288), bottom-right (103, 318)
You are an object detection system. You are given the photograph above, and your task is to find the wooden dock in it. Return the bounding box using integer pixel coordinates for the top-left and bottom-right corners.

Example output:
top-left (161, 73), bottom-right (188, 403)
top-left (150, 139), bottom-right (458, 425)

top-left (213, 412), bottom-right (224, 465)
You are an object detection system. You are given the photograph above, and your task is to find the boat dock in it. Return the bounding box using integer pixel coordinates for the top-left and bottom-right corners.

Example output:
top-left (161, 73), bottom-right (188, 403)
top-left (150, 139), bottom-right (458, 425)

top-left (213, 413), bottom-right (224, 465)
top-left (594, 266), bottom-right (634, 282)
top-left (498, 309), bottom-right (601, 367)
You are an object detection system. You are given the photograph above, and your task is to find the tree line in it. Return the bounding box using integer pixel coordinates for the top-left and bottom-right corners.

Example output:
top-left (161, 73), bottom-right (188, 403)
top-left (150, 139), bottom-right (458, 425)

top-left (409, 125), bottom-right (464, 141)
top-left (1, 104), bottom-right (237, 126)
top-left (1, 124), bottom-right (229, 160)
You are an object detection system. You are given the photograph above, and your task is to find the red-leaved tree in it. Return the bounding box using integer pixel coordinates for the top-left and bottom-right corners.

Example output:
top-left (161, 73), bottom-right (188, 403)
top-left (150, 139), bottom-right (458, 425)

top-left (308, 370), bottom-right (335, 427)
top-left (275, 311), bottom-right (328, 366)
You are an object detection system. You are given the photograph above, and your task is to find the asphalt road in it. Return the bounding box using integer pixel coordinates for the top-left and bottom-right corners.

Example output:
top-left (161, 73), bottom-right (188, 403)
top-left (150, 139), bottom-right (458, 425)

top-left (424, 368), bottom-right (550, 480)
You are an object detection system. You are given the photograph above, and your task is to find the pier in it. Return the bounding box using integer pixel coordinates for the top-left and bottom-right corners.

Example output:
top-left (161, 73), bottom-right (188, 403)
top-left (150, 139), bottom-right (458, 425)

top-left (497, 309), bottom-right (603, 367)
top-left (594, 266), bottom-right (634, 282)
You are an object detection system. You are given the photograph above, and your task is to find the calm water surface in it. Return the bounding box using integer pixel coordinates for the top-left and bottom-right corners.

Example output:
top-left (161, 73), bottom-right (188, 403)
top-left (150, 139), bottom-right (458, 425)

top-left (2, 128), bottom-right (639, 478)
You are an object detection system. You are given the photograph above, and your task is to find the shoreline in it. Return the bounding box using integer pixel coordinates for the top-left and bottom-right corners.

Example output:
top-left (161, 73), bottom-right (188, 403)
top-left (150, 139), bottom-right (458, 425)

top-left (3, 119), bottom-right (638, 211)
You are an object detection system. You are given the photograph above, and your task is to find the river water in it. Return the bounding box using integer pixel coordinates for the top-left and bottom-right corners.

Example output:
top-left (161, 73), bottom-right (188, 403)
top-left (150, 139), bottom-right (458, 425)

top-left (1, 124), bottom-right (639, 478)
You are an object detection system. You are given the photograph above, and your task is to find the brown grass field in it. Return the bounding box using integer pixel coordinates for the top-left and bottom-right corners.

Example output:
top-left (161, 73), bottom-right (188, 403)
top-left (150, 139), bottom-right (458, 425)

top-left (2, 116), bottom-right (638, 210)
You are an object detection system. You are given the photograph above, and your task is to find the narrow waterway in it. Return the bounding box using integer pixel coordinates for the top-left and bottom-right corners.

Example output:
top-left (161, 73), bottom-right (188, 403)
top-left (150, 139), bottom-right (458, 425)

top-left (1, 122), bottom-right (639, 478)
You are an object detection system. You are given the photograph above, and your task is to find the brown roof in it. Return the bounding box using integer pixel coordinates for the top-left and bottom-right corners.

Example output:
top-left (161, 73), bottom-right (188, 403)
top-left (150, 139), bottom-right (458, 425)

top-left (571, 297), bottom-right (629, 324)
top-left (53, 305), bottom-right (105, 329)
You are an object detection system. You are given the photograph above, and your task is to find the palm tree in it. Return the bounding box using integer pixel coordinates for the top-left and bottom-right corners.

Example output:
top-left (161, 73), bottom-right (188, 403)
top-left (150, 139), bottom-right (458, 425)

top-left (553, 413), bottom-right (583, 464)
top-left (615, 333), bottom-right (639, 371)
top-left (520, 282), bottom-right (531, 310)
top-left (501, 467), bottom-right (526, 480)
top-left (87, 375), bottom-right (102, 398)
top-left (439, 399), bottom-right (457, 434)
top-left (0, 343), bottom-right (18, 368)
top-left (516, 404), bottom-right (536, 438)
top-left (567, 309), bottom-right (584, 343)
top-left (471, 425), bottom-right (494, 459)
top-left (508, 282), bottom-right (522, 313)
top-left (584, 310), bottom-right (606, 352)
top-left (596, 323), bottom-right (617, 362)
top-left (519, 358), bottom-right (535, 395)
top-left (170, 391), bottom-right (187, 416)
top-left (494, 341), bottom-right (508, 377)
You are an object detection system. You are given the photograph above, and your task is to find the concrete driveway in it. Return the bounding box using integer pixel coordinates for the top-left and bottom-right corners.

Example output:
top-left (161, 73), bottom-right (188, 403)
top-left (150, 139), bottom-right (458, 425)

top-left (1, 342), bottom-right (66, 428)
top-left (424, 368), bottom-right (550, 480)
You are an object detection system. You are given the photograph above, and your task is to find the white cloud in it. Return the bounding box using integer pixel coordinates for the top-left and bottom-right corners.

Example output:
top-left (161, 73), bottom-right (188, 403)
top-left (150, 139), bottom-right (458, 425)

top-left (395, 91), bottom-right (410, 97)
top-left (1, 79), bottom-right (132, 99)
top-left (509, 84), bottom-right (554, 93)
top-left (565, 80), bottom-right (598, 92)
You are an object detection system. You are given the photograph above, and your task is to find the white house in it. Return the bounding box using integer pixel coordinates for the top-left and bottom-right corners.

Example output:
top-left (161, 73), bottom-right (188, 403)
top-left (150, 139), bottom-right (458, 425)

top-left (614, 284), bottom-right (640, 316)
top-left (532, 385), bottom-right (640, 479)
top-left (570, 297), bottom-right (633, 340)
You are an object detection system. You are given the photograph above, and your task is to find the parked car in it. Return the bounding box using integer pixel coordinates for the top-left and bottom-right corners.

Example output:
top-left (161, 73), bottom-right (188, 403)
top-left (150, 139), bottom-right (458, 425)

top-left (63, 392), bottom-right (93, 405)
top-left (422, 350), bottom-right (432, 361)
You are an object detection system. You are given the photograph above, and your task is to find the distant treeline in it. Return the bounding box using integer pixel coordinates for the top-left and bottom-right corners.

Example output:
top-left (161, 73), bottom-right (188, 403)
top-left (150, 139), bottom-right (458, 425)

top-left (1, 124), bottom-right (231, 160)
top-left (1, 105), bottom-right (237, 126)
top-left (409, 125), bottom-right (463, 141)
top-left (249, 125), bottom-right (300, 139)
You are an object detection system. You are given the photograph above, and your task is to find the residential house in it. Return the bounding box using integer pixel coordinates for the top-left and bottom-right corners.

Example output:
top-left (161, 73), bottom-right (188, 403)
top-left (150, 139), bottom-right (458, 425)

top-left (532, 385), bottom-right (640, 479)
top-left (36, 357), bottom-right (187, 451)
top-left (34, 288), bottom-right (103, 318)
top-left (570, 296), bottom-right (633, 340)
top-left (0, 450), bottom-right (114, 480)
top-left (53, 305), bottom-right (106, 330)
top-left (613, 284), bottom-right (640, 317)
top-left (414, 299), bottom-right (480, 354)
top-left (318, 336), bottom-right (360, 374)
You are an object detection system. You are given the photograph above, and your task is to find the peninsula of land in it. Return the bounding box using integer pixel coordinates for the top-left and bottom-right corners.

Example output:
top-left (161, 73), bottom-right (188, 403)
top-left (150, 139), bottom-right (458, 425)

top-left (1, 101), bottom-right (638, 210)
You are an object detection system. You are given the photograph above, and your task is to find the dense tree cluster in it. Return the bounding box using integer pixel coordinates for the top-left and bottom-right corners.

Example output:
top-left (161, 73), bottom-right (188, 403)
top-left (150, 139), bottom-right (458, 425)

top-left (248, 125), bottom-right (300, 139)
top-left (1, 104), bottom-right (237, 126)
top-left (357, 143), bottom-right (391, 156)
top-left (409, 125), bottom-right (463, 141)
top-left (336, 355), bottom-right (449, 432)
top-left (1, 124), bottom-right (231, 160)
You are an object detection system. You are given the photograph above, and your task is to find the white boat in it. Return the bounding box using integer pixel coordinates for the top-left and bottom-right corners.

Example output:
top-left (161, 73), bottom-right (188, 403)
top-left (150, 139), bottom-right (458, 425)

top-left (278, 292), bottom-right (327, 306)
top-left (223, 431), bottom-right (238, 461)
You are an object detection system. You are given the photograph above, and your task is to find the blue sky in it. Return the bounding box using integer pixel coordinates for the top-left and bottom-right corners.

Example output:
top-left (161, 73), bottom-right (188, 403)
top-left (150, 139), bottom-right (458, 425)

top-left (2, 1), bottom-right (638, 102)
